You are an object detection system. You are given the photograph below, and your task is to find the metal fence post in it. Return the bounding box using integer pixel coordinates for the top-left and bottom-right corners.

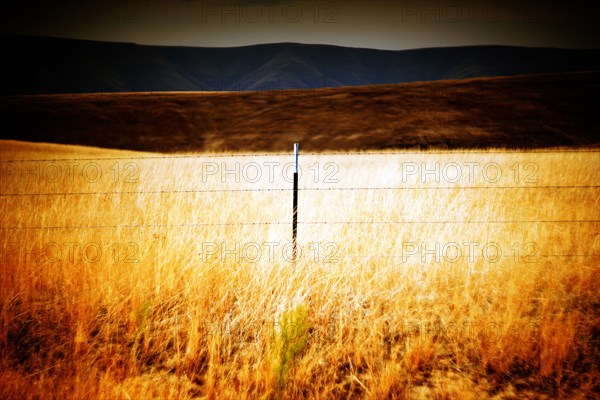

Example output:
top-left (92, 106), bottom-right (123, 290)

top-left (293, 143), bottom-right (299, 263)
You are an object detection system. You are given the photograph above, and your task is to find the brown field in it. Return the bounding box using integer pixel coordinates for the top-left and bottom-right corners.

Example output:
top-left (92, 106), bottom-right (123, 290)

top-left (1, 139), bottom-right (599, 399)
top-left (1, 71), bottom-right (600, 153)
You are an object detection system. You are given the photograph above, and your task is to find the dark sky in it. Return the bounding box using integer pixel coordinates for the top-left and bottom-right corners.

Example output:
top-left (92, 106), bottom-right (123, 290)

top-left (3, 0), bottom-right (599, 50)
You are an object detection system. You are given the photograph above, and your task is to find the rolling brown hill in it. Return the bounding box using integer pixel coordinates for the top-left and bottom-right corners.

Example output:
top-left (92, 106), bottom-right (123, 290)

top-left (5, 35), bottom-right (600, 95)
top-left (1, 71), bottom-right (599, 152)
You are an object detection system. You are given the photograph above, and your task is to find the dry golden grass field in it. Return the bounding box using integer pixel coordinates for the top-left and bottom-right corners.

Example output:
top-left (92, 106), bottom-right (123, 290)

top-left (1, 139), bottom-right (599, 399)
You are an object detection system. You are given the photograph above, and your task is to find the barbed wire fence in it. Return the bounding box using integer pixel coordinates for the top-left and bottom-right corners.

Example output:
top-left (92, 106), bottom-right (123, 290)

top-left (1, 148), bottom-right (599, 261)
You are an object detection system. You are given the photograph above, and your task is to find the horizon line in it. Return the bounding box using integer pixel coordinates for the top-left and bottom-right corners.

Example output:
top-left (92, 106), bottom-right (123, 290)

top-left (5, 33), bottom-right (600, 52)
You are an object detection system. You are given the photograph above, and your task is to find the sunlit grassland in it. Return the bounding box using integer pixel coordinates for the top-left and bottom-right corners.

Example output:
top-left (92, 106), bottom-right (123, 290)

top-left (1, 139), bottom-right (599, 399)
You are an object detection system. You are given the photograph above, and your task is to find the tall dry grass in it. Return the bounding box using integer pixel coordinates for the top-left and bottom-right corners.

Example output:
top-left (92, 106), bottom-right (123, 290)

top-left (1, 140), bottom-right (599, 399)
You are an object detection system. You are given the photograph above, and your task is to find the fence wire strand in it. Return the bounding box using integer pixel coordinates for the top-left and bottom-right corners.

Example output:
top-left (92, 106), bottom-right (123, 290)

top-left (2, 151), bottom-right (598, 261)
top-left (1, 149), bottom-right (599, 163)
top-left (1, 185), bottom-right (599, 197)
top-left (2, 219), bottom-right (599, 230)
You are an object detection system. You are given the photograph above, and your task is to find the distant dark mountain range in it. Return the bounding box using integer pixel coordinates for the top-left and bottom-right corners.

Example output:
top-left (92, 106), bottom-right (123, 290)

top-left (3, 34), bottom-right (600, 95)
